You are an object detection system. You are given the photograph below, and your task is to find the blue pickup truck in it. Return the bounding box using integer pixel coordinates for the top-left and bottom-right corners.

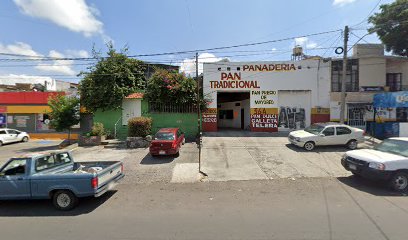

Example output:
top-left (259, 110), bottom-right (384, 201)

top-left (0, 150), bottom-right (124, 210)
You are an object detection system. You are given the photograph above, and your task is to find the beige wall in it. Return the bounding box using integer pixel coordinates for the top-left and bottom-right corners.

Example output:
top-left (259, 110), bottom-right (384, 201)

top-left (359, 57), bottom-right (386, 87)
top-left (330, 92), bottom-right (375, 103)
top-left (386, 59), bottom-right (408, 87)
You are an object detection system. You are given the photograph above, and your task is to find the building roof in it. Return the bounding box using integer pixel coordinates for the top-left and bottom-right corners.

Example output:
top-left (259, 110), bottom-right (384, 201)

top-left (125, 92), bottom-right (144, 99)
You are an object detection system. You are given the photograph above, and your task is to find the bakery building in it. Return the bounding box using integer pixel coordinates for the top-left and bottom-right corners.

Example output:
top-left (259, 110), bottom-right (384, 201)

top-left (202, 59), bottom-right (331, 132)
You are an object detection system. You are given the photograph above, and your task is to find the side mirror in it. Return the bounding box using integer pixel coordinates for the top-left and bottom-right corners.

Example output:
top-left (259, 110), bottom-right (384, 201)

top-left (319, 133), bottom-right (325, 137)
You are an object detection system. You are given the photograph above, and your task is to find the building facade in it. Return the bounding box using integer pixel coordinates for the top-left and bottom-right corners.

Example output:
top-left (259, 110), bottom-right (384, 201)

top-left (0, 91), bottom-right (79, 139)
top-left (329, 44), bottom-right (408, 129)
top-left (202, 59), bottom-right (331, 132)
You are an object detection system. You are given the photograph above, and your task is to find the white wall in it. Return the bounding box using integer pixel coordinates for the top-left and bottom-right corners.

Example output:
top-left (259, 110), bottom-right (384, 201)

top-left (400, 123), bottom-right (408, 137)
top-left (203, 59), bottom-right (331, 110)
top-left (217, 100), bottom-right (250, 129)
top-left (278, 90), bottom-right (311, 128)
top-left (386, 59), bottom-right (408, 87)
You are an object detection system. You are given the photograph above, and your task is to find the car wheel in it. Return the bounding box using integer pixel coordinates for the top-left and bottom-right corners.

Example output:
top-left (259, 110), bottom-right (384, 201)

top-left (174, 151), bottom-right (180, 158)
top-left (0, 141), bottom-right (2, 147)
top-left (390, 172), bottom-right (408, 192)
top-left (303, 141), bottom-right (315, 151)
top-left (347, 140), bottom-right (358, 150)
top-left (52, 190), bottom-right (78, 211)
top-left (21, 136), bottom-right (29, 142)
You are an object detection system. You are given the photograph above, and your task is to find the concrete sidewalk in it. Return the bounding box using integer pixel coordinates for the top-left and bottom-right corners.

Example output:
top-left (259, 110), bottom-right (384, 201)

top-left (201, 131), bottom-right (380, 181)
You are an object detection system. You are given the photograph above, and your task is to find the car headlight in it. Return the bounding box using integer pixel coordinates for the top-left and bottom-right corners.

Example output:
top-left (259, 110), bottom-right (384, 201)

top-left (295, 137), bottom-right (301, 141)
top-left (341, 154), bottom-right (347, 161)
top-left (368, 162), bottom-right (386, 171)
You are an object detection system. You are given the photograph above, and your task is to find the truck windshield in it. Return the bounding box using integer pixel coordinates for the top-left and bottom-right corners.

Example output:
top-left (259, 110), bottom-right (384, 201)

top-left (374, 139), bottom-right (408, 157)
top-left (304, 124), bottom-right (325, 135)
top-left (155, 132), bottom-right (175, 140)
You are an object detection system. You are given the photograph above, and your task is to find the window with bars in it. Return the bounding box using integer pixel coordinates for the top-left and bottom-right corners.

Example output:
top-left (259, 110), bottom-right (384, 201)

top-left (331, 59), bottom-right (359, 92)
top-left (386, 73), bottom-right (402, 92)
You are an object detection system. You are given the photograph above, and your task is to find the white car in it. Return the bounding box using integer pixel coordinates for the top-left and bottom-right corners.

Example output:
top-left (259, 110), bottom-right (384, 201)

top-left (0, 128), bottom-right (30, 146)
top-left (342, 137), bottom-right (408, 192)
top-left (288, 123), bottom-right (364, 151)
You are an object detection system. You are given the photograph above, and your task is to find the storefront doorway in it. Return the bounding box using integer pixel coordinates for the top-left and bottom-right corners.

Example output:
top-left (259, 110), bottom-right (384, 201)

top-left (348, 103), bottom-right (368, 129)
top-left (217, 92), bottom-right (250, 130)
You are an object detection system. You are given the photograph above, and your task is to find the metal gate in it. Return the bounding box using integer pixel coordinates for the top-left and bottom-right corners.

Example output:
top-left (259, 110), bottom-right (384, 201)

top-left (347, 104), bottom-right (367, 129)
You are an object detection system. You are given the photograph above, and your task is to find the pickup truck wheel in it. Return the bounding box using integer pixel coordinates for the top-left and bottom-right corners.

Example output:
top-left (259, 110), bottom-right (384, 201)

top-left (303, 141), bottom-right (315, 151)
top-left (53, 190), bottom-right (78, 211)
top-left (347, 140), bottom-right (358, 150)
top-left (390, 172), bottom-right (408, 192)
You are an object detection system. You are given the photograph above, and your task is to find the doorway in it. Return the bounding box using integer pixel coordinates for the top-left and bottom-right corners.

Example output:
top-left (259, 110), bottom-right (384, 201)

top-left (348, 103), bottom-right (368, 129)
top-left (217, 92), bottom-right (250, 130)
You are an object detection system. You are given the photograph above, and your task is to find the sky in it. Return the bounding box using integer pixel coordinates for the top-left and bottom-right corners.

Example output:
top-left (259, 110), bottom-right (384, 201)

top-left (0, 0), bottom-right (395, 83)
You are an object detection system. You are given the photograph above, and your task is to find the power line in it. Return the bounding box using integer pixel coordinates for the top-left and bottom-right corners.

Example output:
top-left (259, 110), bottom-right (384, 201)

top-left (352, 0), bottom-right (382, 28)
top-left (0, 29), bottom-right (342, 62)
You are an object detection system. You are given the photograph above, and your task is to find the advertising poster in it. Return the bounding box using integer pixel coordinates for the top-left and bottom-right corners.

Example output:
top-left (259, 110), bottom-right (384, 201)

top-left (0, 114), bottom-right (6, 126)
top-left (250, 108), bottom-right (278, 132)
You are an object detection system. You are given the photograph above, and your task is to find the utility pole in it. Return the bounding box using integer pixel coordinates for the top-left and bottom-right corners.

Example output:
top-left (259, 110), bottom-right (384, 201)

top-left (340, 25), bottom-right (349, 124)
top-left (196, 52), bottom-right (203, 174)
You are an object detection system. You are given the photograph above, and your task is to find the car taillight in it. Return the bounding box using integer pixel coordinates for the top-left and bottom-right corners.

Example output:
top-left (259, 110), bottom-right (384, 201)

top-left (121, 164), bottom-right (124, 173)
top-left (172, 141), bottom-right (177, 148)
top-left (91, 177), bottom-right (98, 189)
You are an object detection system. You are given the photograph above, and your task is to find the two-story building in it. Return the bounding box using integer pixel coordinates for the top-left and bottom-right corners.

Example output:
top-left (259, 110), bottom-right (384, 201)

top-left (329, 44), bottom-right (408, 129)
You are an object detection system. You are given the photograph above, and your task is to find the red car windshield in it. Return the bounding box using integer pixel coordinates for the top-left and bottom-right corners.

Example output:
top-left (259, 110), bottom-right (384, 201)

top-left (155, 132), bottom-right (175, 140)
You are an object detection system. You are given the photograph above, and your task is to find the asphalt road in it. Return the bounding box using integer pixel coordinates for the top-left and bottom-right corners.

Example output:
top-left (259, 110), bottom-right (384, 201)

top-left (1, 177), bottom-right (408, 240)
top-left (0, 140), bottom-right (62, 164)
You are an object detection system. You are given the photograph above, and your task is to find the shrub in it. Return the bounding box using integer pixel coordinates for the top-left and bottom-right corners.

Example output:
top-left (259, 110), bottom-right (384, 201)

top-left (128, 117), bottom-right (152, 137)
top-left (90, 122), bottom-right (106, 136)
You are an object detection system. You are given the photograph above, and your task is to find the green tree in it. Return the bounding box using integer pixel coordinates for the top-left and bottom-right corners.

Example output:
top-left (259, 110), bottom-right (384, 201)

top-left (47, 95), bottom-right (80, 143)
top-left (369, 0), bottom-right (408, 56)
top-left (79, 43), bottom-right (146, 112)
top-left (144, 69), bottom-right (208, 109)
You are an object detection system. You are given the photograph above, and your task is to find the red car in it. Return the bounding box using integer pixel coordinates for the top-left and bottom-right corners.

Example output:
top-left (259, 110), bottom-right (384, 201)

top-left (149, 128), bottom-right (185, 157)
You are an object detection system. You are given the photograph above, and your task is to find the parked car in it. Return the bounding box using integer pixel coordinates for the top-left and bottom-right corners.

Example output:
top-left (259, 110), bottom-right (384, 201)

top-left (288, 122), bottom-right (364, 151)
top-left (149, 128), bottom-right (185, 157)
top-left (0, 128), bottom-right (30, 146)
top-left (0, 150), bottom-right (124, 210)
top-left (342, 137), bottom-right (408, 192)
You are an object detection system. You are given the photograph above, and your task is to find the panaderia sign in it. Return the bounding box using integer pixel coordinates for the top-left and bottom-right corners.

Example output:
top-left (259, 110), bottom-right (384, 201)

top-left (202, 60), bottom-right (330, 132)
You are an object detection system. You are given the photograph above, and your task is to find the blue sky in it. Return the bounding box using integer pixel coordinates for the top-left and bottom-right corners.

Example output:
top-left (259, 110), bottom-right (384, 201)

top-left (0, 0), bottom-right (395, 83)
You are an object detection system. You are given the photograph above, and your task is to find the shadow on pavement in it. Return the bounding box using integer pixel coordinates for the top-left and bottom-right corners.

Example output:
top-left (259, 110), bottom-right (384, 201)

top-left (140, 153), bottom-right (176, 165)
top-left (337, 176), bottom-right (404, 197)
top-left (16, 144), bottom-right (61, 153)
top-left (0, 190), bottom-right (117, 217)
top-left (285, 143), bottom-right (349, 153)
